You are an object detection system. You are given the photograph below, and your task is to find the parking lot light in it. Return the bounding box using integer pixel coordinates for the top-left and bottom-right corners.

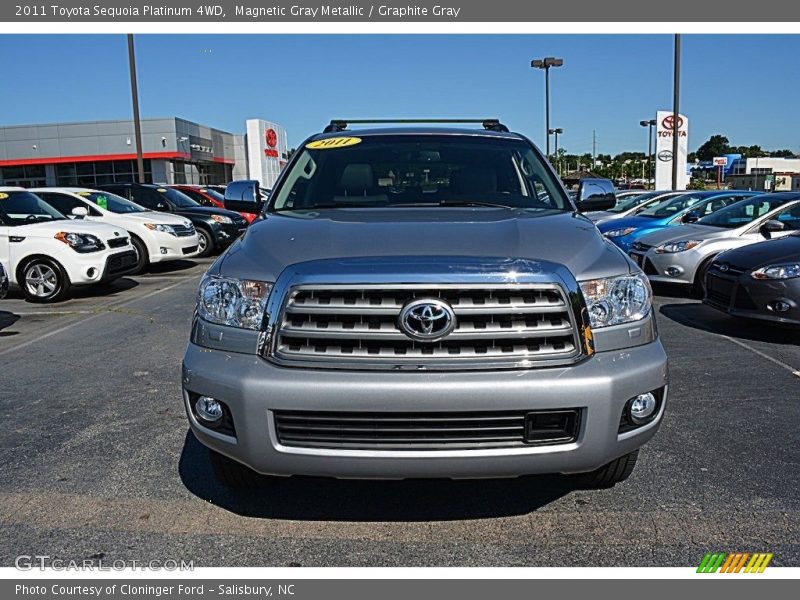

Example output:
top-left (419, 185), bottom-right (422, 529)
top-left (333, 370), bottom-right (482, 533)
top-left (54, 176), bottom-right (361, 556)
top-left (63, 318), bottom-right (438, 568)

top-left (531, 57), bottom-right (564, 160)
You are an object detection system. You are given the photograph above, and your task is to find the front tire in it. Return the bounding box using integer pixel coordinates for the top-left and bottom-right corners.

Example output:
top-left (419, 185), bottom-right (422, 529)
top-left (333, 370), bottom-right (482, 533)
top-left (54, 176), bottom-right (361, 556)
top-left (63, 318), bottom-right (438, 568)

top-left (196, 228), bottom-right (214, 257)
top-left (130, 236), bottom-right (149, 274)
top-left (209, 448), bottom-right (261, 488)
top-left (576, 450), bottom-right (639, 488)
top-left (693, 256), bottom-right (716, 298)
top-left (20, 258), bottom-right (70, 303)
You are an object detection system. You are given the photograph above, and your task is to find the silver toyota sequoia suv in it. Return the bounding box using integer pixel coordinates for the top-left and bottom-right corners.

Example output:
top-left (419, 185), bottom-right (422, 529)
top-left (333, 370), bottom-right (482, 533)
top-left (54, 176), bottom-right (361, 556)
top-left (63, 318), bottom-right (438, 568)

top-left (182, 119), bottom-right (669, 488)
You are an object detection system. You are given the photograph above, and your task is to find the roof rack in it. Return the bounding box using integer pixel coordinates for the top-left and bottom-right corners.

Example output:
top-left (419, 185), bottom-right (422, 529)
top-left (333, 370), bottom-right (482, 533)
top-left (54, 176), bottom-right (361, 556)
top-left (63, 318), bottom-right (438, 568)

top-left (323, 119), bottom-right (510, 134)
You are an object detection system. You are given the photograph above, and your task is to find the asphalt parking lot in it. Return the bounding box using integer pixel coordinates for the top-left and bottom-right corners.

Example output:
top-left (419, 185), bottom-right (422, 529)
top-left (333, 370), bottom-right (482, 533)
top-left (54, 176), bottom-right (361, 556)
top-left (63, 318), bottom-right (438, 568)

top-left (0, 260), bottom-right (798, 567)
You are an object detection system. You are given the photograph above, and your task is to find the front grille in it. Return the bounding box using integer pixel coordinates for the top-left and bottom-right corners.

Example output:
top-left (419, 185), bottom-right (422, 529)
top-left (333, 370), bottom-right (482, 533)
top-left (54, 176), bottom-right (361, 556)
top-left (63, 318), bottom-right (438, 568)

top-left (173, 224), bottom-right (196, 237)
top-left (643, 258), bottom-right (659, 275)
top-left (182, 245), bottom-right (198, 255)
top-left (631, 242), bottom-right (653, 252)
top-left (105, 250), bottom-right (137, 276)
top-left (107, 236), bottom-right (129, 249)
top-left (270, 284), bottom-right (581, 369)
top-left (273, 409), bottom-right (581, 450)
top-left (734, 287), bottom-right (758, 310)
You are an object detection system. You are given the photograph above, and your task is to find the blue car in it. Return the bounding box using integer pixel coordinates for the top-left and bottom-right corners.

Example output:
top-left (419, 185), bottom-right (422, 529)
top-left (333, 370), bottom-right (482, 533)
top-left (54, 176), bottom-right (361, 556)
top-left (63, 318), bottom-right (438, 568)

top-left (598, 190), bottom-right (760, 252)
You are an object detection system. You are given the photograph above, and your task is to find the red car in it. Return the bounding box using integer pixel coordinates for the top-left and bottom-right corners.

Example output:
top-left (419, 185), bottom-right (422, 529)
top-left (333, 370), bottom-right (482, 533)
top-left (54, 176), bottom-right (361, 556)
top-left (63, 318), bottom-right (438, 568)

top-left (169, 185), bottom-right (257, 224)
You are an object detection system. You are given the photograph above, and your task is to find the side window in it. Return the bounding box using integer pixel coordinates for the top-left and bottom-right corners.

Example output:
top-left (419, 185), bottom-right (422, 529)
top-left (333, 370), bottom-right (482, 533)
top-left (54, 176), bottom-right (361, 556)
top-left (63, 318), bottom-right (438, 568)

top-left (180, 189), bottom-right (212, 206)
top-left (775, 203), bottom-right (800, 230)
top-left (38, 193), bottom-right (101, 217)
top-left (130, 188), bottom-right (161, 210)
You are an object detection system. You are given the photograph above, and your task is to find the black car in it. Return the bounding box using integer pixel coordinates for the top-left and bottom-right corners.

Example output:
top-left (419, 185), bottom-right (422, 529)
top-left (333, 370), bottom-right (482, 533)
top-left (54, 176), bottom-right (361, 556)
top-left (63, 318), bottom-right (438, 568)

top-left (96, 183), bottom-right (248, 257)
top-left (705, 232), bottom-right (800, 326)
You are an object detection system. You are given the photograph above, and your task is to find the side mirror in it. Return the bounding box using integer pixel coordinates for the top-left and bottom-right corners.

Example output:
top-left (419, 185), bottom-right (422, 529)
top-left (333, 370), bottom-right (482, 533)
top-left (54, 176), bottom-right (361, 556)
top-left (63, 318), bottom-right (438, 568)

top-left (682, 211), bottom-right (701, 224)
top-left (760, 219), bottom-right (785, 239)
top-left (225, 180), bottom-right (264, 215)
top-left (71, 206), bottom-right (88, 219)
top-left (574, 178), bottom-right (616, 213)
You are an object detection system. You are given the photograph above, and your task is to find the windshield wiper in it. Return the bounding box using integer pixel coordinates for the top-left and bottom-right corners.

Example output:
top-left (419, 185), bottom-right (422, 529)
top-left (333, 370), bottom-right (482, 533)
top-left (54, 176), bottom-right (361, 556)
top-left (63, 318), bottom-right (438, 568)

top-left (437, 200), bottom-right (515, 209)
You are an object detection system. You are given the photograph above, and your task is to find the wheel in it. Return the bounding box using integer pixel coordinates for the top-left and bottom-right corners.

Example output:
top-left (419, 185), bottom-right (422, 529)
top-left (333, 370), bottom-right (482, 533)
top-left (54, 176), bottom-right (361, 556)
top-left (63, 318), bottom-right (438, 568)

top-left (693, 257), bottom-right (715, 298)
top-left (576, 450), bottom-right (639, 489)
top-left (20, 258), bottom-right (70, 303)
top-left (209, 448), bottom-right (261, 488)
top-left (129, 236), bottom-right (149, 274)
top-left (196, 228), bottom-right (214, 257)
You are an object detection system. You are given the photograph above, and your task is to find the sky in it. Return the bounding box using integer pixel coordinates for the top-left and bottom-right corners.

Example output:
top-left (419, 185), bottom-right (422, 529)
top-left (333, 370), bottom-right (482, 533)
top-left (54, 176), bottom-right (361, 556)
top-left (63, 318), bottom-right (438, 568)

top-left (0, 34), bottom-right (798, 156)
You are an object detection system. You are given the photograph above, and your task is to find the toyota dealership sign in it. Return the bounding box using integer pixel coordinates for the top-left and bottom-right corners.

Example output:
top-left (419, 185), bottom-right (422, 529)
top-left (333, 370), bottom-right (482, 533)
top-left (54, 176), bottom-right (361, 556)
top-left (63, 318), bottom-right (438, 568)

top-left (246, 119), bottom-right (288, 188)
top-left (655, 110), bottom-right (689, 190)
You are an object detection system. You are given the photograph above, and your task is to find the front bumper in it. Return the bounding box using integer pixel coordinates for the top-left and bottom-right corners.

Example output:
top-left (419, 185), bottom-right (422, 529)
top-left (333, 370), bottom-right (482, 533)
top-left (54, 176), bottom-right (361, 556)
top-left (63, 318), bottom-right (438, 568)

top-left (146, 232), bottom-right (201, 263)
top-left (629, 248), bottom-right (702, 285)
top-left (61, 247), bottom-right (136, 285)
top-left (704, 270), bottom-right (800, 326)
top-left (182, 340), bottom-right (669, 479)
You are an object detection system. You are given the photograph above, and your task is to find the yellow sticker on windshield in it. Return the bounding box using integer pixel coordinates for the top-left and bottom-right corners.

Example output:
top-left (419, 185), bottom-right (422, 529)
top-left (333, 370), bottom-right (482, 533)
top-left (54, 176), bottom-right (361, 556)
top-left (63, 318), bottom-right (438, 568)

top-left (306, 137), bottom-right (362, 150)
top-left (0, 193), bottom-right (8, 200)
top-left (157, 188), bottom-right (167, 193)
top-left (77, 191), bottom-right (91, 196)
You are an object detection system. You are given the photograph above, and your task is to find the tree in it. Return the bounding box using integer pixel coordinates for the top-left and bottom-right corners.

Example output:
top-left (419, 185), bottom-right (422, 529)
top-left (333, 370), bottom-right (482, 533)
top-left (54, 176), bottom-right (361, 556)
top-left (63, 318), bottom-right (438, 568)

top-left (695, 135), bottom-right (729, 162)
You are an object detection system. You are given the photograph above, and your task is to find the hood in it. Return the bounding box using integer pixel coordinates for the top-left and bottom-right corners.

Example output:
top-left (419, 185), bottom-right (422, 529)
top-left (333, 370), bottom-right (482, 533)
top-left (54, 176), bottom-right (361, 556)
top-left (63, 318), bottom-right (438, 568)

top-left (598, 215), bottom-right (663, 233)
top-left (584, 210), bottom-right (613, 222)
top-left (117, 212), bottom-right (194, 228)
top-left (636, 223), bottom-right (733, 247)
top-left (216, 208), bottom-right (631, 282)
top-left (16, 219), bottom-right (127, 239)
top-left (174, 206), bottom-right (242, 219)
top-left (716, 233), bottom-right (800, 270)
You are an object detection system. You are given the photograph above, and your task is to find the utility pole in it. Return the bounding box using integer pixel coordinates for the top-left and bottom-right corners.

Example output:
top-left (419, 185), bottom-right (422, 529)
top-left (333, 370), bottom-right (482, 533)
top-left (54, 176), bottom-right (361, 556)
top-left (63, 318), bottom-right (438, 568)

top-left (671, 34), bottom-right (681, 190)
top-left (127, 34), bottom-right (146, 184)
top-left (592, 130), bottom-right (597, 169)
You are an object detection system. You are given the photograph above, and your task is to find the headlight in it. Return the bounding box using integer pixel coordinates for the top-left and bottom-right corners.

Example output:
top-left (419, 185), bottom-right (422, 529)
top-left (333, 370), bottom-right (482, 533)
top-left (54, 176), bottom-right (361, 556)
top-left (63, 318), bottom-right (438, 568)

top-left (197, 275), bottom-right (273, 330)
top-left (751, 263), bottom-right (800, 280)
top-left (54, 231), bottom-right (104, 253)
top-left (211, 215), bottom-right (233, 224)
top-left (655, 239), bottom-right (702, 254)
top-left (144, 223), bottom-right (177, 236)
top-left (579, 273), bottom-right (652, 328)
top-left (604, 227), bottom-right (637, 238)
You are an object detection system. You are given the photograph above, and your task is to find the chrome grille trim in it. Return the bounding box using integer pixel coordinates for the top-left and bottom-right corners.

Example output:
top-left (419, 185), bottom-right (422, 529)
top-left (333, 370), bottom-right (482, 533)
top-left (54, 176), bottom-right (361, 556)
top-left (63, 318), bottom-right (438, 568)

top-left (267, 283), bottom-right (583, 370)
top-left (173, 224), bottom-right (196, 237)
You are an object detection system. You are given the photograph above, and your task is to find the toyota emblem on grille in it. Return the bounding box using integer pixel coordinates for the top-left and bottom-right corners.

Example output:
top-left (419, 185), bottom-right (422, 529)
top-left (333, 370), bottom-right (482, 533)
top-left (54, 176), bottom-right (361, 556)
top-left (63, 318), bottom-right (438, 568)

top-left (399, 298), bottom-right (457, 341)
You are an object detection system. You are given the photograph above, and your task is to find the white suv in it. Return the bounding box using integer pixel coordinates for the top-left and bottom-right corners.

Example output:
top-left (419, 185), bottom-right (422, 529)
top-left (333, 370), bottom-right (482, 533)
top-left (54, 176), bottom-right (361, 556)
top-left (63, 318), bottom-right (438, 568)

top-left (0, 187), bottom-right (136, 302)
top-left (32, 187), bottom-right (200, 273)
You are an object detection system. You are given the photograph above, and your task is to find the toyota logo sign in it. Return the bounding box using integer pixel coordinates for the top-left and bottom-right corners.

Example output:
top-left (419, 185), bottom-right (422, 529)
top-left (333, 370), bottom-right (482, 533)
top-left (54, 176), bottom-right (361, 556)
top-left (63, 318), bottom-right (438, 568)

top-left (661, 115), bottom-right (684, 130)
top-left (266, 128), bottom-right (278, 148)
top-left (657, 150), bottom-right (673, 162)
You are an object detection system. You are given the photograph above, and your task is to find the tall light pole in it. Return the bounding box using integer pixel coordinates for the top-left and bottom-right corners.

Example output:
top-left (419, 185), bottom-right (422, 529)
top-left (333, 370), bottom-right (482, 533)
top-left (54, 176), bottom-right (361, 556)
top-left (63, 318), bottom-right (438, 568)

top-left (640, 118), bottom-right (656, 189)
top-left (548, 127), bottom-right (563, 174)
top-left (531, 57), bottom-right (564, 161)
top-left (671, 34), bottom-right (681, 190)
top-left (127, 34), bottom-right (145, 184)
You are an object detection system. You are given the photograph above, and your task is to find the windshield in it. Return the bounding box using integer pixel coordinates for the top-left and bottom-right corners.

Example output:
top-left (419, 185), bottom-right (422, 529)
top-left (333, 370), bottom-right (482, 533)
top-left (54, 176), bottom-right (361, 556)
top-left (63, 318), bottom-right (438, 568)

top-left (157, 187), bottom-right (201, 208)
top-left (607, 191), bottom-right (661, 213)
top-left (0, 190), bottom-right (66, 225)
top-left (79, 191), bottom-right (146, 214)
top-left (637, 193), bottom-right (706, 219)
top-left (270, 135), bottom-right (568, 212)
top-left (697, 195), bottom-right (788, 229)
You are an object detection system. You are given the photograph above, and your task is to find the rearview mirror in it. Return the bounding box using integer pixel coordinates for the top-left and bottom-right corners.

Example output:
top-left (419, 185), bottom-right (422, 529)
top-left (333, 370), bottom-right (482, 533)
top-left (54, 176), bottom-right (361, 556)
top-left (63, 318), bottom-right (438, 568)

top-left (71, 206), bottom-right (88, 219)
top-left (574, 178), bottom-right (616, 213)
top-left (224, 180), bottom-right (264, 215)
top-left (682, 211), bottom-right (701, 224)
top-left (760, 219), bottom-right (785, 239)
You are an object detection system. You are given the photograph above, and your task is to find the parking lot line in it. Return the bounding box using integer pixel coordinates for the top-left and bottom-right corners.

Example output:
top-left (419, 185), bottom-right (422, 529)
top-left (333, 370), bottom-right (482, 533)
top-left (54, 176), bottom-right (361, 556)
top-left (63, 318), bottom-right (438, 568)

top-left (0, 278), bottom-right (194, 358)
top-left (721, 335), bottom-right (800, 379)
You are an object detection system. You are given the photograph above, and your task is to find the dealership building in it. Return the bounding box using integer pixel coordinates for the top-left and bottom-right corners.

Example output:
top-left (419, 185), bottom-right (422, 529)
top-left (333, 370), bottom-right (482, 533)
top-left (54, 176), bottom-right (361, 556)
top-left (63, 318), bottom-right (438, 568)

top-left (0, 117), bottom-right (289, 189)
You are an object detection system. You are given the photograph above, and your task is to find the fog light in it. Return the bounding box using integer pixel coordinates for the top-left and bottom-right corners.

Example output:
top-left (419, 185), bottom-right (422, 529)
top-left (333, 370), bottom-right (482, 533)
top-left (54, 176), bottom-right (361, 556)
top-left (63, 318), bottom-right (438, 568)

top-left (195, 396), bottom-right (223, 424)
top-left (769, 301), bottom-right (791, 313)
top-left (86, 267), bottom-right (98, 279)
top-left (665, 267), bottom-right (682, 277)
top-left (629, 392), bottom-right (657, 425)
top-left (160, 247), bottom-right (168, 254)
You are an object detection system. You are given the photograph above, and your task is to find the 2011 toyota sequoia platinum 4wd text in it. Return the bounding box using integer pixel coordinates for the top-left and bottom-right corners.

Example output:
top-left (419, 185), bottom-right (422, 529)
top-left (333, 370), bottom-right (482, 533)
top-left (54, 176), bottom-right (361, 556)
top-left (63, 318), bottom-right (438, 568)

top-left (182, 119), bottom-right (669, 488)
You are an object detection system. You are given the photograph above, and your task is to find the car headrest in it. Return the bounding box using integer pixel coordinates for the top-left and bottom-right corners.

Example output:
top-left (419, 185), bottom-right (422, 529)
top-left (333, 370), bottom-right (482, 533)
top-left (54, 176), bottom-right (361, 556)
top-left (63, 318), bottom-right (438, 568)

top-left (450, 168), bottom-right (498, 194)
top-left (339, 164), bottom-right (375, 193)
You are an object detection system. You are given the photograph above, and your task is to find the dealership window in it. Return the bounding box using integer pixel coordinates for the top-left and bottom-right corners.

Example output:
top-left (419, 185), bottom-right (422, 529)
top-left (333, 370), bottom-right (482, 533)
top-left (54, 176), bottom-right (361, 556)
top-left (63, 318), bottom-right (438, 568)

top-left (55, 160), bottom-right (152, 186)
top-left (0, 164), bottom-right (46, 187)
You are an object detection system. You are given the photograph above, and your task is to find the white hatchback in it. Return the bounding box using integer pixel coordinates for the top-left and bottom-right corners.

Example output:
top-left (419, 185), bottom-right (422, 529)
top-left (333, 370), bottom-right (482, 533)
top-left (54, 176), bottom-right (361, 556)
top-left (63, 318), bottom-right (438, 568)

top-left (31, 187), bottom-right (201, 273)
top-left (0, 187), bottom-right (137, 302)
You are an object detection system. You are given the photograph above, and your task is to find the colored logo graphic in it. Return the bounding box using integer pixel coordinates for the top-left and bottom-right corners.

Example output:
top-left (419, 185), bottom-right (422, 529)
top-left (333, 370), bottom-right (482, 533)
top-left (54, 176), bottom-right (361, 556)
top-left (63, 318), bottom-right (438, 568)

top-left (697, 552), bottom-right (773, 573)
top-left (661, 114), bottom-right (684, 130)
top-left (266, 128), bottom-right (278, 148)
